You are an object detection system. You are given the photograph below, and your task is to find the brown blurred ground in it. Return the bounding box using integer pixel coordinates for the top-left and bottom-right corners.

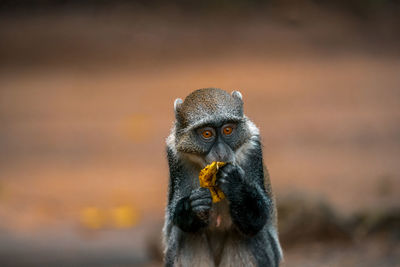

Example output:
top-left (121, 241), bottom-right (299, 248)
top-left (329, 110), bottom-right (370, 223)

top-left (0, 2), bottom-right (399, 266)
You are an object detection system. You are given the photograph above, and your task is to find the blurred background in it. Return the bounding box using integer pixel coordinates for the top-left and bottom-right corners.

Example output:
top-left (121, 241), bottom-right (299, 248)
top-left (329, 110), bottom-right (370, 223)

top-left (0, 0), bottom-right (399, 266)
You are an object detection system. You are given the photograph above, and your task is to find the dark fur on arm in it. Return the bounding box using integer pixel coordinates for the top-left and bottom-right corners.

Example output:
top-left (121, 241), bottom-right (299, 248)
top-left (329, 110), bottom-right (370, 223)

top-left (228, 180), bottom-right (270, 236)
top-left (167, 148), bottom-right (209, 233)
top-left (218, 139), bottom-right (272, 236)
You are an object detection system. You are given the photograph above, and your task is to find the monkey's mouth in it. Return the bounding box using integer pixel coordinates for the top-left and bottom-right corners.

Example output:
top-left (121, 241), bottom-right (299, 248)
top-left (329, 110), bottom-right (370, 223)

top-left (181, 151), bottom-right (235, 169)
top-left (205, 155), bottom-right (234, 166)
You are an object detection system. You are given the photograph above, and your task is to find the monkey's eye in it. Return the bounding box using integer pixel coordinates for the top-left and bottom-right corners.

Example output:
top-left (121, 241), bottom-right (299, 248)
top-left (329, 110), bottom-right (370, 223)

top-left (201, 130), bottom-right (213, 139)
top-left (222, 126), bottom-right (233, 136)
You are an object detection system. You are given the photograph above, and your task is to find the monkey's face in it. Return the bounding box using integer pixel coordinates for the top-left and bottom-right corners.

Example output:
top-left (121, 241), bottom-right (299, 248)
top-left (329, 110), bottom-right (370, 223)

top-left (177, 119), bottom-right (250, 167)
top-left (172, 88), bottom-right (250, 167)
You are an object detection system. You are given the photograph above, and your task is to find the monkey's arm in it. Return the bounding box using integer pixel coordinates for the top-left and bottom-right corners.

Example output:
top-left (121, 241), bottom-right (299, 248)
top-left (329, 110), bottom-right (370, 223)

top-left (217, 142), bottom-right (272, 236)
top-left (218, 164), bottom-right (270, 236)
top-left (167, 149), bottom-right (212, 233)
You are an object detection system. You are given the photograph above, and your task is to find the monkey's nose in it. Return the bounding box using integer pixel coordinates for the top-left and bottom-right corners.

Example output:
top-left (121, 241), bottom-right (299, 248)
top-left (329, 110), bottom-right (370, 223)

top-left (211, 150), bottom-right (232, 163)
top-left (206, 142), bottom-right (233, 163)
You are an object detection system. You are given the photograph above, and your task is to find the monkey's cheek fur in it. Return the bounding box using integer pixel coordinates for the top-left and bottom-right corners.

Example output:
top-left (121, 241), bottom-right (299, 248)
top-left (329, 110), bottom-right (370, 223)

top-left (198, 161), bottom-right (226, 203)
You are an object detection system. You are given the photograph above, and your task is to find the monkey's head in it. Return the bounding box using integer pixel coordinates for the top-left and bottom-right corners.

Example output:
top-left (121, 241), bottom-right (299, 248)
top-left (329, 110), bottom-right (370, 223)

top-left (171, 88), bottom-right (255, 167)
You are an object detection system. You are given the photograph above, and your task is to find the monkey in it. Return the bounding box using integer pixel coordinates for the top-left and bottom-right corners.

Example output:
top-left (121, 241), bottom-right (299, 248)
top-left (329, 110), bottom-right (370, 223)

top-left (162, 88), bottom-right (282, 267)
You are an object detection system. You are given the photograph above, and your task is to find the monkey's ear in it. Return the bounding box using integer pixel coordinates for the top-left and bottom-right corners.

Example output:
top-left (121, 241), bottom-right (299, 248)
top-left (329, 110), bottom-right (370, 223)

top-left (174, 98), bottom-right (183, 119)
top-left (231, 91), bottom-right (243, 101)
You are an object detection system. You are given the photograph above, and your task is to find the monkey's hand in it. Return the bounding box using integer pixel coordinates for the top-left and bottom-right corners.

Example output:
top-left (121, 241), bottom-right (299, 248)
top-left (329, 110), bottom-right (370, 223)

top-left (173, 188), bottom-right (212, 232)
top-left (190, 187), bottom-right (212, 222)
top-left (217, 164), bottom-right (269, 236)
top-left (216, 163), bottom-right (246, 198)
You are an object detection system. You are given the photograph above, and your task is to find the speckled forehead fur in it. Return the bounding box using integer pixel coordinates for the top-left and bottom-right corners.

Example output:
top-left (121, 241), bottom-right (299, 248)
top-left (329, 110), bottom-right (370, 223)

top-left (177, 88), bottom-right (243, 128)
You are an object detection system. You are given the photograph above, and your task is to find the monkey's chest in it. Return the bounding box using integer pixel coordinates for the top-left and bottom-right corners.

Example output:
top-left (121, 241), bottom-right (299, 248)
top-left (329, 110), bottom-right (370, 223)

top-left (205, 200), bottom-right (233, 263)
top-left (208, 199), bottom-right (232, 230)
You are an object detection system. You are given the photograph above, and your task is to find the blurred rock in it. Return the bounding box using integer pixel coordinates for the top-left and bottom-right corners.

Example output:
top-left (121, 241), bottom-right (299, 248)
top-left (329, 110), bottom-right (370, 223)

top-left (277, 193), bottom-right (352, 247)
top-left (351, 208), bottom-right (400, 240)
top-left (277, 192), bottom-right (400, 250)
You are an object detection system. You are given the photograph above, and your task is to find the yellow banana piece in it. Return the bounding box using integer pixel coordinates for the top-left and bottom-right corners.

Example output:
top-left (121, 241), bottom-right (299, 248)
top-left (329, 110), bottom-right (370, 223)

top-left (199, 161), bottom-right (226, 203)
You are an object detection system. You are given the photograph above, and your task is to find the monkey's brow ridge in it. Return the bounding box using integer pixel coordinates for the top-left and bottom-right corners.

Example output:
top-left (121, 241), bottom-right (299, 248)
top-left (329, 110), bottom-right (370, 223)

top-left (184, 116), bottom-right (245, 132)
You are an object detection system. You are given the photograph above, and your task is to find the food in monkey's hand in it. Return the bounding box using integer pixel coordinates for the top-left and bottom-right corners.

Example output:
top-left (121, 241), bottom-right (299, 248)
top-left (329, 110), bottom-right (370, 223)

top-left (199, 161), bottom-right (226, 203)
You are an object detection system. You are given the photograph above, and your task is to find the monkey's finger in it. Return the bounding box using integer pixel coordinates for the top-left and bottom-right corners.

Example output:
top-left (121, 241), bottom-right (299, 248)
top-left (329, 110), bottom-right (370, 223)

top-left (192, 205), bottom-right (211, 213)
top-left (191, 197), bottom-right (212, 207)
top-left (216, 178), bottom-right (229, 186)
top-left (216, 170), bottom-right (229, 180)
top-left (190, 188), bottom-right (211, 201)
top-left (220, 163), bottom-right (236, 174)
top-left (192, 187), bottom-right (210, 195)
top-left (218, 164), bottom-right (245, 183)
top-left (216, 167), bottom-right (229, 179)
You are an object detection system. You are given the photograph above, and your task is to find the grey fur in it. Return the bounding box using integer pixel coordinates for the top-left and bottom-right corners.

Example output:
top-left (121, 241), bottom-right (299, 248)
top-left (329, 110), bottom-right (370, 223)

top-left (174, 98), bottom-right (183, 118)
top-left (163, 88), bottom-right (282, 267)
top-left (231, 90), bottom-right (243, 101)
